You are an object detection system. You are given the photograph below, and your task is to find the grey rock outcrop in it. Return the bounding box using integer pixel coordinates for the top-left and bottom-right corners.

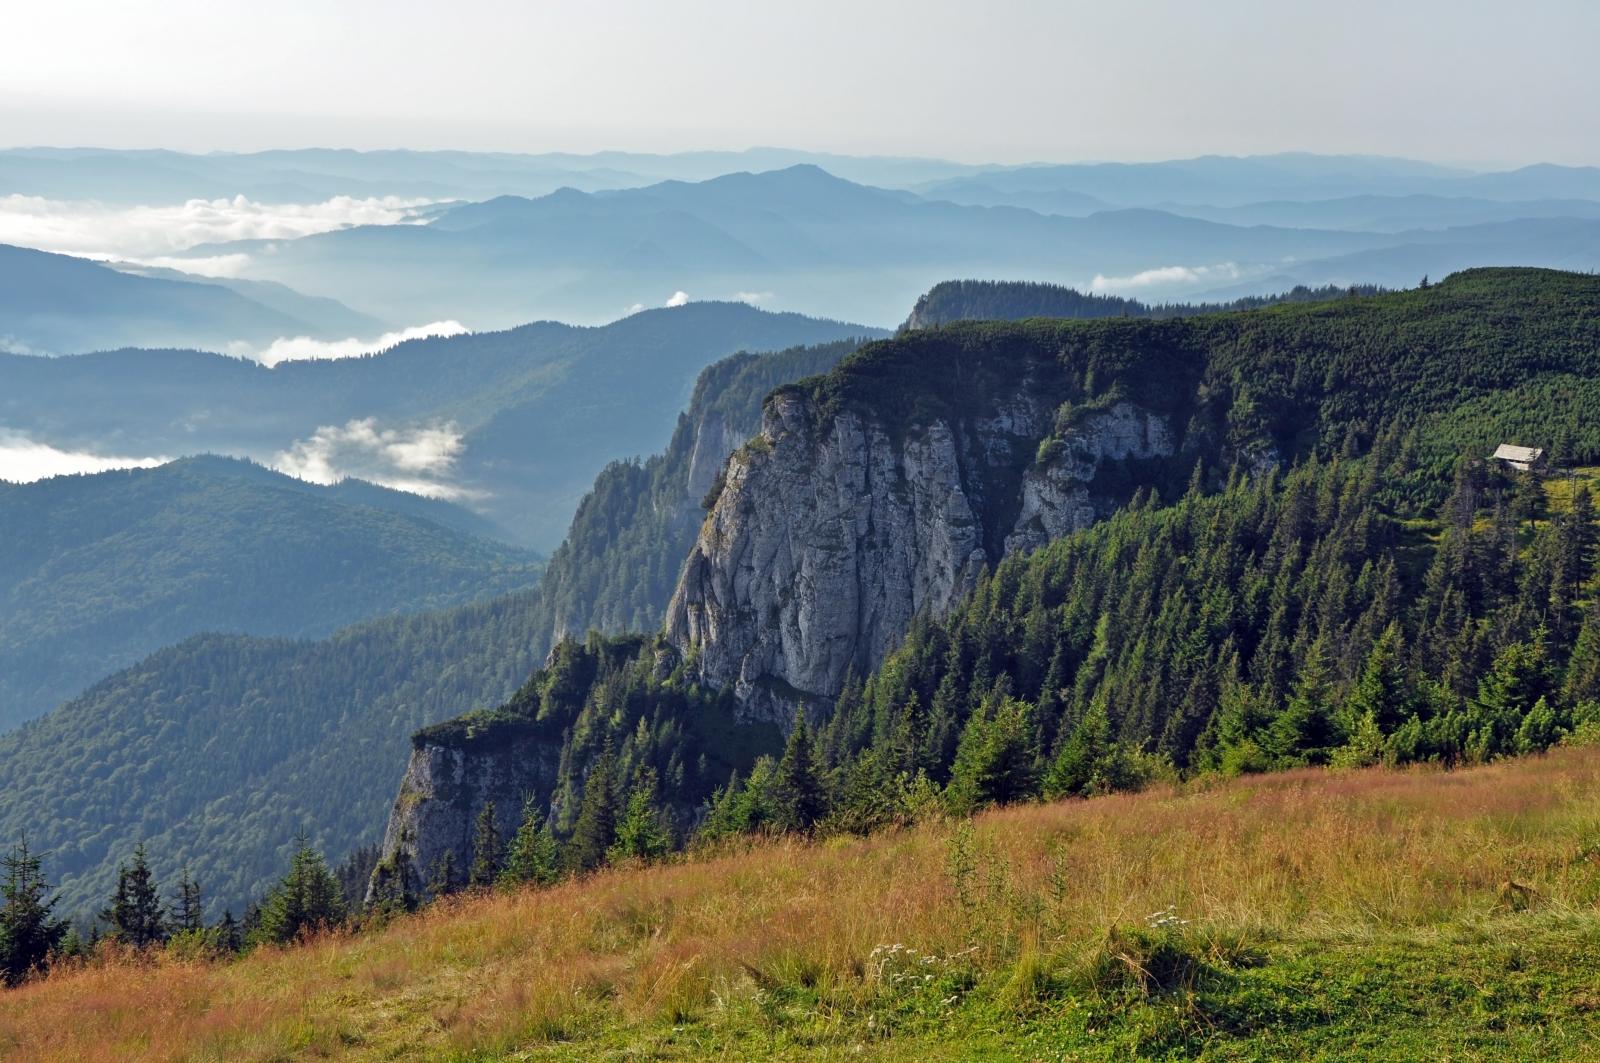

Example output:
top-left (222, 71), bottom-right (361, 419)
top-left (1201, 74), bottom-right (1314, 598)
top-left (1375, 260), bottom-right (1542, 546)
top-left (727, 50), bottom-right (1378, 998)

top-left (370, 731), bottom-right (561, 901)
top-left (684, 408), bottom-right (751, 508)
top-left (666, 387), bottom-right (1178, 724)
top-left (1006, 403), bottom-right (1175, 553)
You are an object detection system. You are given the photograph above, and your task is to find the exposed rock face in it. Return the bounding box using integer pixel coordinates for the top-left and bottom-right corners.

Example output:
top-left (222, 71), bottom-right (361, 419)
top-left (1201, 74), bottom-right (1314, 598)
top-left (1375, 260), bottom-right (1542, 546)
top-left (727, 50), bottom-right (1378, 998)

top-left (371, 342), bottom-right (867, 893)
top-left (370, 731), bottom-right (560, 900)
top-left (1006, 403), bottom-right (1175, 553)
top-left (684, 408), bottom-right (751, 508)
top-left (666, 388), bottom-right (1177, 724)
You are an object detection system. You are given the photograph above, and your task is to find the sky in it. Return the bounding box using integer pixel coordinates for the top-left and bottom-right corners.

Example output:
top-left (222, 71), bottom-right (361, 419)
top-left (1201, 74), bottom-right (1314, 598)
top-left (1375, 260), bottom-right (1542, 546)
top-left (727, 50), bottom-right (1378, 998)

top-left (1, 0), bottom-right (1597, 167)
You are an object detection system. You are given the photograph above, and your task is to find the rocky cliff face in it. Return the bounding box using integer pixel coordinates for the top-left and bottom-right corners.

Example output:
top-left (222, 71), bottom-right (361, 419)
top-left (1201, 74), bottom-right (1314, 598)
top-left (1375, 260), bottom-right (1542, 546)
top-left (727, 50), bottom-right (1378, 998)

top-left (1005, 402), bottom-right (1176, 554)
top-left (666, 383), bottom-right (1178, 724)
top-left (371, 728), bottom-right (561, 899)
top-left (684, 408), bottom-right (751, 507)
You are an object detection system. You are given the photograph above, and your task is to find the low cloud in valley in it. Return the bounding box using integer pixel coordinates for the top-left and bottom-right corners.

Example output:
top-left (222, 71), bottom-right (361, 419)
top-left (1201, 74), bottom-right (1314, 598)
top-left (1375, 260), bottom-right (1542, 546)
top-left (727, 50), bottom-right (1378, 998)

top-left (272, 418), bottom-right (479, 501)
top-left (0, 430), bottom-right (167, 483)
top-left (1089, 262), bottom-right (1244, 294)
top-left (0, 194), bottom-right (433, 261)
top-left (237, 321), bottom-right (470, 367)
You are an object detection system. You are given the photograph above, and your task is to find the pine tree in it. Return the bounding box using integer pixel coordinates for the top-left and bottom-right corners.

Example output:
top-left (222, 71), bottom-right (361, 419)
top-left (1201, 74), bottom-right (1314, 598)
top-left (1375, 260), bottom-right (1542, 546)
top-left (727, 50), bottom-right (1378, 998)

top-left (567, 741), bottom-right (619, 873)
top-left (0, 836), bottom-right (66, 986)
top-left (500, 798), bottom-right (560, 887)
top-left (1268, 637), bottom-right (1343, 765)
top-left (215, 909), bottom-right (242, 953)
top-left (171, 866), bottom-right (204, 933)
top-left (609, 769), bottom-right (672, 863)
top-left (469, 802), bottom-right (503, 888)
top-left (1516, 696), bottom-right (1565, 753)
top-left (769, 711), bottom-right (825, 832)
top-left (1343, 624), bottom-right (1414, 736)
top-left (426, 850), bottom-right (460, 899)
top-left (99, 843), bottom-right (165, 949)
top-left (255, 833), bottom-right (345, 945)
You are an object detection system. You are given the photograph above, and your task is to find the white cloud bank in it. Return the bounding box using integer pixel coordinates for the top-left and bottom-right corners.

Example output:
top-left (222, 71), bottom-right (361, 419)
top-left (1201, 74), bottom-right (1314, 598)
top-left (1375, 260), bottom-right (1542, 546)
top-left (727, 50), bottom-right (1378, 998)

top-left (272, 418), bottom-right (479, 501)
top-left (666, 290), bottom-right (691, 307)
top-left (95, 252), bottom-right (257, 279)
top-left (235, 321), bottom-right (469, 367)
top-left (1088, 262), bottom-right (1243, 293)
top-left (0, 430), bottom-right (166, 483)
top-left (0, 194), bottom-right (432, 260)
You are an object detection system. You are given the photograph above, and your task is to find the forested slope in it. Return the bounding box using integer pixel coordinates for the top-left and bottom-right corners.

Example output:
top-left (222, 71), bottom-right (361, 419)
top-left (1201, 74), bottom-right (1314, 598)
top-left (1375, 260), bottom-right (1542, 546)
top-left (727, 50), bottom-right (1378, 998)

top-left (0, 456), bottom-right (541, 728)
top-left (0, 592), bottom-right (548, 918)
top-left (0, 340), bottom-right (863, 917)
top-left (397, 268), bottom-right (1600, 871)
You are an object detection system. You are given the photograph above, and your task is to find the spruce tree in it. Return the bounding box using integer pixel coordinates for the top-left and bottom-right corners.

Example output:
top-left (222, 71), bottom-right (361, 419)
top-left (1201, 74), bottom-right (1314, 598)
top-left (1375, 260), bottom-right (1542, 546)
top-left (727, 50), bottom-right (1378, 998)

top-left (1468, 639), bottom-right (1550, 761)
top-left (769, 711), bottom-right (825, 832)
top-left (1343, 624), bottom-right (1414, 736)
top-left (1045, 697), bottom-right (1112, 798)
top-left (1516, 696), bottom-right (1565, 753)
top-left (1563, 600), bottom-right (1600, 705)
top-left (0, 836), bottom-right (66, 986)
top-left (567, 741), bottom-right (619, 872)
top-left (426, 850), bottom-right (460, 899)
top-left (1268, 637), bottom-right (1343, 765)
top-left (172, 866), bottom-right (204, 934)
top-left (215, 909), bottom-right (242, 953)
top-left (99, 843), bottom-right (165, 949)
top-left (609, 769), bottom-right (672, 862)
top-left (256, 834), bottom-right (345, 945)
top-left (500, 798), bottom-right (560, 887)
top-left (469, 802), bottom-right (504, 888)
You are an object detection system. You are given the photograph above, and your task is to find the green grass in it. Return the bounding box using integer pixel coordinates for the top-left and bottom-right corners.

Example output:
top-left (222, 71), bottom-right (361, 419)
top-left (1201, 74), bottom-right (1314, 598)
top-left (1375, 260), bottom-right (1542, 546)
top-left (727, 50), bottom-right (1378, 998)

top-left (497, 916), bottom-right (1600, 1061)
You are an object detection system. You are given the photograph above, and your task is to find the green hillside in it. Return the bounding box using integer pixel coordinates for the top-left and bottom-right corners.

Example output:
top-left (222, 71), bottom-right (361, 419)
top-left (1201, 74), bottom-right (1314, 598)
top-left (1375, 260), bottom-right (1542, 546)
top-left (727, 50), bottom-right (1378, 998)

top-left (0, 456), bottom-right (542, 729)
top-left (0, 592), bottom-right (548, 918)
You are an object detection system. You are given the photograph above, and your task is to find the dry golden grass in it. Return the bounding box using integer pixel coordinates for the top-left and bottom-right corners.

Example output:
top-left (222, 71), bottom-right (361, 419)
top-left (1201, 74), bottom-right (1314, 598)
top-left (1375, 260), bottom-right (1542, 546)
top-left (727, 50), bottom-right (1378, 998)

top-left (6, 748), bottom-right (1600, 1061)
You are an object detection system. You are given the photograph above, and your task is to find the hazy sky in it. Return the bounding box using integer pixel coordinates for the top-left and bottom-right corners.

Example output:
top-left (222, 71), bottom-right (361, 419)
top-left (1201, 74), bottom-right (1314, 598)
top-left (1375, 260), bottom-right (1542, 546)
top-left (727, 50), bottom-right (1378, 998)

top-left (2, 0), bottom-right (1597, 165)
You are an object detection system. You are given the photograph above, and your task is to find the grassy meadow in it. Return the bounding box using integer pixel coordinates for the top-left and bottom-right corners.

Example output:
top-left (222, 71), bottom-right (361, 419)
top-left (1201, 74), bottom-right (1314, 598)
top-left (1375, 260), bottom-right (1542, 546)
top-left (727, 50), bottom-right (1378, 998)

top-left (6, 747), bottom-right (1600, 1061)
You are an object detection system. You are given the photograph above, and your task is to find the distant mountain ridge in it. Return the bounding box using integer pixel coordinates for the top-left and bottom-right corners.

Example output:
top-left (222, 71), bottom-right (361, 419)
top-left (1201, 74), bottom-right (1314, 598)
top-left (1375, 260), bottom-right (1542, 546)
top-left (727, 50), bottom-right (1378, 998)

top-left (8, 152), bottom-right (1600, 347)
top-left (169, 165), bottom-right (1394, 326)
top-left (914, 153), bottom-right (1599, 207)
top-left (0, 243), bottom-right (379, 355)
top-left (154, 162), bottom-right (1600, 329)
top-left (0, 146), bottom-right (992, 203)
top-left (0, 301), bottom-right (882, 546)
